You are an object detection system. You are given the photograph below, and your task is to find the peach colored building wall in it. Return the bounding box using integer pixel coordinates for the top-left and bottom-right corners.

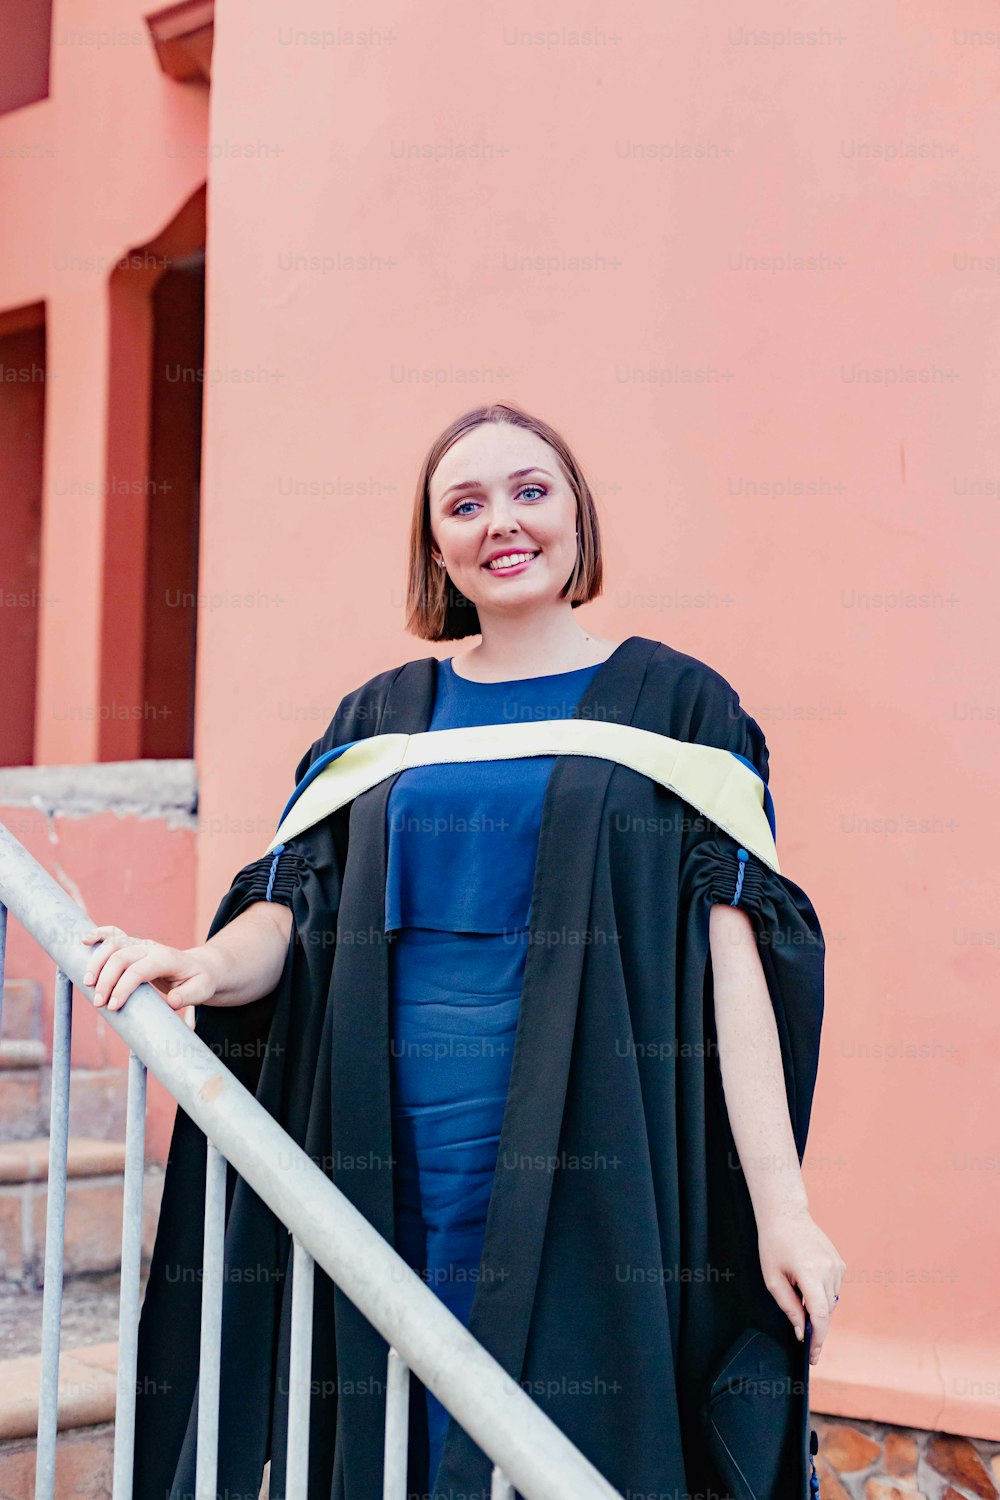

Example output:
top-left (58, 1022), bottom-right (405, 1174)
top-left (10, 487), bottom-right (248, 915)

top-left (0, 0), bottom-right (997, 1442)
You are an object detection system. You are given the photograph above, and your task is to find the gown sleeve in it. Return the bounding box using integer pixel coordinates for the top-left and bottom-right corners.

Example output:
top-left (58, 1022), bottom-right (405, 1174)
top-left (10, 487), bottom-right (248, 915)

top-left (702, 835), bottom-right (770, 914)
top-left (220, 841), bottom-right (313, 911)
top-left (679, 681), bottom-right (826, 1160)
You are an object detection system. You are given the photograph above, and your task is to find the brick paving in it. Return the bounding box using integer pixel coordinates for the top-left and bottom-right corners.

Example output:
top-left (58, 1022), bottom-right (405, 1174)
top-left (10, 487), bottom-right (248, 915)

top-left (813, 1415), bottom-right (1000, 1499)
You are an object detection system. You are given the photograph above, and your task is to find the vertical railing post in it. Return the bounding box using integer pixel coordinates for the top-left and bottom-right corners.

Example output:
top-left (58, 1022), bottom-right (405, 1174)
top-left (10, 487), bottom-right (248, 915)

top-left (112, 1051), bottom-right (148, 1499)
top-left (383, 1345), bottom-right (411, 1500)
top-left (34, 968), bottom-right (73, 1500)
top-left (195, 1141), bottom-right (226, 1499)
top-left (285, 1234), bottom-right (315, 1498)
top-left (492, 1465), bottom-right (516, 1500)
top-left (0, 900), bottom-right (8, 1033)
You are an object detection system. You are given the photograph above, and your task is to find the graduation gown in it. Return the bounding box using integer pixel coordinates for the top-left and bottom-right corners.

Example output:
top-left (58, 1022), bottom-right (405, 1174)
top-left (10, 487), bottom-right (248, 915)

top-left (132, 633), bottom-right (825, 1500)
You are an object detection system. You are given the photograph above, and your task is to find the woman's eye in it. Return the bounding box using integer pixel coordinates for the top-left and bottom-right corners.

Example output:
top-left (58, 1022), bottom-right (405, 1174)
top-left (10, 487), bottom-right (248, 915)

top-left (451, 485), bottom-right (545, 516)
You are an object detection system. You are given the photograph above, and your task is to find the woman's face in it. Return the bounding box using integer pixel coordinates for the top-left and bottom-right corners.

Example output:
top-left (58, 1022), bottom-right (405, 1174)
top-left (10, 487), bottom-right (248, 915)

top-left (428, 423), bottom-right (579, 617)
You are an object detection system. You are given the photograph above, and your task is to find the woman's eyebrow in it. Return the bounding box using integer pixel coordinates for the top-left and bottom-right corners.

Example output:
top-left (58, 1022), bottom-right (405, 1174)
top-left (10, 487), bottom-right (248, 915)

top-left (440, 467), bottom-right (554, 501)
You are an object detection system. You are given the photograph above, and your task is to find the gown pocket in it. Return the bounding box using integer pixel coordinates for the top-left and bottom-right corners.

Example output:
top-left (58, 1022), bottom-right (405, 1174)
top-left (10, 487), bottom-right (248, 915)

top-left (701, 1318), bottom-right (819, 1499)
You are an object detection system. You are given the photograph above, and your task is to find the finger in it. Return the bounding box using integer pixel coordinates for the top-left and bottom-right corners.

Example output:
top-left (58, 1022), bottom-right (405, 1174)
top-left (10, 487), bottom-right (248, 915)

top-left (106, 954), bottom-right (168, 1012)
top-left (799, 1281), bottom-right (832, 1363)
top-left (821, 1254), bottom-right (844, 1299)
top-left (83, 946), bottom-right (123, 987)
top-left (91, 946), bottom-right (148, 1006)
top-left (827, 1275), bottom-right (844, 1331)
top-left (80, 924), bottom-right (128, 947)
top-left (82, 930), bottom-right (133, 986)
top-left (164, 972), bottom-right (212, 1009)
top-left (764, 1274), bottom-right (809, 1341)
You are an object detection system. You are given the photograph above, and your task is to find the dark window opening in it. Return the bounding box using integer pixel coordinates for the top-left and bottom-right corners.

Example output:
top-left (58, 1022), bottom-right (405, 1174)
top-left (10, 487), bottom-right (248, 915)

top-left (141, 251), bottom-right (205, 758)
top-left (0, 305), bottom-right (45, 767)
top-left (0, 0), bottom-right (52, 115)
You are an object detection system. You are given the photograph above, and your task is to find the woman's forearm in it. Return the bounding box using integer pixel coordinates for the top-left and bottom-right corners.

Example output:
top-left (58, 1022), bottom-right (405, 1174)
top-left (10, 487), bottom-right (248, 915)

top-left (198, 901), bottom-right (294, 1007)
top-left (709, 903), bottom-right (809, 1221)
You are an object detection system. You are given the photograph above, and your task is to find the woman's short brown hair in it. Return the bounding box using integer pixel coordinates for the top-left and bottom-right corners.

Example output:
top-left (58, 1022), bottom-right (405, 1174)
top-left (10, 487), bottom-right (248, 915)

top-left (404, 402), bottom-right (604, 641)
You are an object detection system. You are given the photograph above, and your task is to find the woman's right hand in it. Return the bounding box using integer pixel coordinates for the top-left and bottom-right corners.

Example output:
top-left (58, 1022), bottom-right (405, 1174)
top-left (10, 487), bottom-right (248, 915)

top-left (79, 925), bottom-right (221, 1013)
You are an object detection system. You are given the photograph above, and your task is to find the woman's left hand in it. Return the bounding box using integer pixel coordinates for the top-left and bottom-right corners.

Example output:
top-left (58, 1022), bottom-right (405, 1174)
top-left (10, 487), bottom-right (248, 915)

top-left (757, 1205), bottom-right (846, 1364)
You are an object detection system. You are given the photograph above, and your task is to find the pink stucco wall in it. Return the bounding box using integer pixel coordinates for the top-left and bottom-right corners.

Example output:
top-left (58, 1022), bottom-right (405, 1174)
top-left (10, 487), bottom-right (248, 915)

top-left (1, 0), bottom-right (997, 1439)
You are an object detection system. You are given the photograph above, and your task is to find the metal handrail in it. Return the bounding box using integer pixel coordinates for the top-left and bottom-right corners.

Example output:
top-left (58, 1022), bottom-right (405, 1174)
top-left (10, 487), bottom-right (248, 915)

top-left (0, 821), bottom-right (625, 1500)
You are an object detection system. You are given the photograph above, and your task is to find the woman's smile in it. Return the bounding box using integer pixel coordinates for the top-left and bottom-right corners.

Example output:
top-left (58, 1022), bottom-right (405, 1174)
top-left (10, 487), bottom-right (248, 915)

top-left (481, 548), bottom-right (541, 575)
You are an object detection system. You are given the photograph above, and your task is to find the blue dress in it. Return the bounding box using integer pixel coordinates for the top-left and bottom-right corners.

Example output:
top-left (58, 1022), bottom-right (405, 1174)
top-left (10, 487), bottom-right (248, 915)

top-left (384, 655), bottom-right (602, 1491)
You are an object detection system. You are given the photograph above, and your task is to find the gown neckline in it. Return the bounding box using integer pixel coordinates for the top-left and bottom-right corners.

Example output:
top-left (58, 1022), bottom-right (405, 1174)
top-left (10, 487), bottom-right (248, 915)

top-left (442, 639), bottom-right (629, 687)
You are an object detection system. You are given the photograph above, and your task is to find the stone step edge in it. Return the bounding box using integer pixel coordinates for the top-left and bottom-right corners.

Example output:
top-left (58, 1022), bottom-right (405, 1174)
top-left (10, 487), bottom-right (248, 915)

top-left (0, 1137), bottom-right (127, 1184)
top-left (0, 979), bottom-right (43, 1045)
top-left (0, 1040), bottom-right (47, 1070)
top-left (0, 1340), bottom-right (119, 1442)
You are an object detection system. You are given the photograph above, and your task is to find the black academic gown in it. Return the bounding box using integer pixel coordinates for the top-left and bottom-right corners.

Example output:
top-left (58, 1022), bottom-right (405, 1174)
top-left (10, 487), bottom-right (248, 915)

top-left (132, 634), bottom-right (825, 1500)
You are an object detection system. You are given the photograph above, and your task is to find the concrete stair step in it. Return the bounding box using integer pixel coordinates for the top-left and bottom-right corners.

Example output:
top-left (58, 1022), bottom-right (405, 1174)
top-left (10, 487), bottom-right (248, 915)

top-left (0, 1271), bottom-right (129, 1493)
top-left (0, 1041), bottom-right (47, 1070)
top-left (0, 973), bottom-right (130, 1147)
top-left (0, 1136), bottom-right (127, 1184)
top-left (0, 1339), bottom-right (120, 1441)
top-left (0, 1340), bottom-right (118, 1496)
top-left (0, 1269), bottom-right (132, 1360)
top-left (0, 1139), bottom-right (164, 1287)
top-left (0, 973), bottom-right (131, 1146)
top-left (0, 1062), bottom-right (131, 1146)
top-left (0, 1273), bottom-right (268, 1500)
top-left (39, 1068), bottom-right (130, 1144)
top-left (0, 980), bottom-right (42, 1044)
top-left (0, 1042), bottom-right (47, 1144)
top-left (0, 1339), bottom-right (268, 1500)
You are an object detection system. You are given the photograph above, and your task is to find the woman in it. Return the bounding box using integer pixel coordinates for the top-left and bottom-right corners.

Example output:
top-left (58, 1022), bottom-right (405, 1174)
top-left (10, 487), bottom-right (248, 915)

top-left (85, 402), bottom-right (843, 1500)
